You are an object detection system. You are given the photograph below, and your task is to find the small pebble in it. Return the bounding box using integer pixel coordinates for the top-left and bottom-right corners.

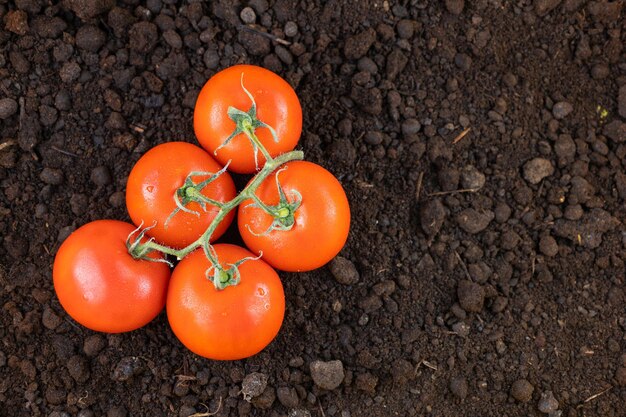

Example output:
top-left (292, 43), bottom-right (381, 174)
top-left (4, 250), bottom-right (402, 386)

top-left (420, 198), bottom-right (445, 236)
top-left (284, 21), bottom-right (298, 37)
top-left (60, 62), bottom-right (81, 83)
top-left (310, 360), bottom-right (344, 390)
top-left (539, 235), bottom-right (558, 257)
top-left (40, 168), bottom-right (64, 185)
top-left (456, 208), bottom-right (494, 234)
top-left (538, 391), bottom-right (559, 414)
top-left (449, 376), bottom-right (468, 399)
top-left (523, 158), bottom-right (554, 184)
top-left (112, 357), bottom-right (144, 382)
top-left (457, 280), bottom-right (485, 313)
top-left (510, 379), bottom-right (534, 402)
top-left (460, 165), bottom-right (485, 190)
top-left (276, 386), bottom-right (299, 408)
top-left (240, 6), bottom-right (256, 24)
top-left (83, 334), bottom-right (106, 357)
top-left (329, 256), bottom-right (359, 285)
top-left (0, 98), bottom-right (18, 119)
top-left (552, 101), bottom-right (573, 119)
top-left (364, 131), bottom-right (384, 145)
top-left (451, 321), bottom-right (470, 338)
top-left (91, 166), bottom-right (112, 186)
top-left (401, 118), bottom-right (421, 135)
top-left (241, 372), bottom-right (268, 401)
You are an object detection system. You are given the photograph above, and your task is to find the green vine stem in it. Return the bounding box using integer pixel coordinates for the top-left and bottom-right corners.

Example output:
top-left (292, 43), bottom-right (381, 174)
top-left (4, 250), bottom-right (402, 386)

top-left (127, 72), bottom-right (303, 290)
top-left (128, 149), bottom-right (304, 287)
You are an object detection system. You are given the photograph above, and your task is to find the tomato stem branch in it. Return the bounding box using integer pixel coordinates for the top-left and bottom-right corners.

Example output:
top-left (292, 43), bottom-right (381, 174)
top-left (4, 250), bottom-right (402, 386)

top-left (132, 150), bottom-right (304, 266)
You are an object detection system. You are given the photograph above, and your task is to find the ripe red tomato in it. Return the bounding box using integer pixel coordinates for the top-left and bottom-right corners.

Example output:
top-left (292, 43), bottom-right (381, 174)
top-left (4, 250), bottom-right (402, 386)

top-left (53, 220), bottom-right (171, 333)
top-left (167, 244), bottom-right (285, 360)
top-left (238, 161), bottom-right (350, 272)
top-left (126, 142), bottom-right (236, 248)
top-left (194, 65), bottom-right (302, 174)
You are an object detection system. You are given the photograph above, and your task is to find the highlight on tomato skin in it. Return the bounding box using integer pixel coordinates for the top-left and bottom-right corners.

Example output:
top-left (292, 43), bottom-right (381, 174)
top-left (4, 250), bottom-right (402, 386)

top-left (166, 244), bottom-right (285, 360)
top-left (194, 64), bottom-right (302, 174)
top-left (125, 142), bottom-right (237, 248)
top-left (52, 220), bottom-right (171, 333)
top-left (238, 161), bottom-right (351, 272)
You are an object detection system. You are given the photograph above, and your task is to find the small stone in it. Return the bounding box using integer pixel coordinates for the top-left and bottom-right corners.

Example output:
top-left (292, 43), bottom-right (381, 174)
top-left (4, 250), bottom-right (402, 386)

top-left (251, 387), bottom-right (275, 409)
top-left (5, 10), bottom-right (29, 35)
top-left (83, 334), bottom-right (106, 357)
top-left (523, 158), bottom-right (554, 184)
top-left (67, 355), bottom-right (90, 383)
top-left (451, 321), bottom-right (470, 338)
top-left (420, 198), bottom-right (445, 236)
top-left (460, 165), bottom-right (486, 190)
top-left (240, 6), bottom-right (256, 24)
top-left (552, 101), bottom-right (573, 119)
top-left (276, 386), bottom-right (299, 408)
top-left (454, 53), bottom-right (472, 70)
top-left (386, 49), bottom-right (408, 80)
top-left (344, 28), bottom-right (376, 60)
top-left (0, 98), bottom-right (18, 119)
top-left (511, 379), bottom-right (534, 402)
top-left (401, 118), bottom-right (421, 135)
top-left (241, 372), bottom-right (268, 401)
top-left (284, 21), bottom-right (298, 37)
top-left (538, 391), bottom-right (559, 414)
top-left (329, 256), bottom-right (359, 285)
top-left (310, 360), bottom-right (344, 390)
top-left (112, 357), bottom-right (144, 382)
top-left (364, 131), bottom-right (384, 145)
top-left (40, 168), bottom-right (64, 185)
top-left (449, 376), bottom-right (468, 399)
top-left (456, 208), bottom-right (494, 234)
top-left (129, 22), bottom-right (158, 53)
top-left (445, 0), bottom-right (465, 14)
top-left (539, 235), bottom-right (558, 257)
top-left (60, 62), bottom-right (81, 83)
top-left (238, 29), bottom-right (271, 56)
top-left (396, 19), bottom-right (414, 39)
top-left (457, 280), bottom-right (485, 313)
top-left (162, 29), bottom-right (183, 49)
top-left (76, 25), bottom-right (106, 52)
top-left (91, 165), bottom-right (112, 186)
top-left (603, 120), bottom-right (626, 142)
top-left (391, 359), bottom-right (414, 384)
top-left (355, 372), bottom-right (378, 394)
top-left (42, 307), bottom-right (63, 329)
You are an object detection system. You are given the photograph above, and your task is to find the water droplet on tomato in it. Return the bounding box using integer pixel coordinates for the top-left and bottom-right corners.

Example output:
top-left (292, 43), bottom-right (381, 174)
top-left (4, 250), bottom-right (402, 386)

top-left (257, 287), bottom-right (266, 296)
top-left (146, 185), bottom-right (154, 192)
top-left (264, 303), bottom-right (270, 310)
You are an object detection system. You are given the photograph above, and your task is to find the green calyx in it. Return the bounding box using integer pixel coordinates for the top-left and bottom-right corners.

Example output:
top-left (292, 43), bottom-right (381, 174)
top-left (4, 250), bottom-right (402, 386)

top-left (244, 166), bottom-right (302, 236)
top-left (203, 243), bottom-right (262, 290)
top-left (213, 73), bottom-right (279, 171)
top-left (164, 164), bottom-right (230, 228)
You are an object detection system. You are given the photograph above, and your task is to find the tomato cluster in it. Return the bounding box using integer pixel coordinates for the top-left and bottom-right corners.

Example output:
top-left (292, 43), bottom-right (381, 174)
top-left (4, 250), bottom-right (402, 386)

top-left (53, 65), bottom-right (350, 360)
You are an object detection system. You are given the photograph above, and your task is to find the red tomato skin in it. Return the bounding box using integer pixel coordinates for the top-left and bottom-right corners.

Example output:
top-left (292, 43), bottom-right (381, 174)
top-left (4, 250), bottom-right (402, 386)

top-left (238, 161), bottom-right (350, 272)
top-left (126, 142), bottom-right (236, 248)
top-left (194, 65), bottom-right (302, 174)
top-left (53, 220), bottom-right (171, 333)
top-left (167, 244), bottom-right (285, 360)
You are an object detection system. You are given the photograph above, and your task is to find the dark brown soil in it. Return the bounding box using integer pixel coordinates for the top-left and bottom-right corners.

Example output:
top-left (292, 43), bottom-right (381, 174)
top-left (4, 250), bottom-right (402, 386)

top-left (1, 1), bottom-right (625, 416)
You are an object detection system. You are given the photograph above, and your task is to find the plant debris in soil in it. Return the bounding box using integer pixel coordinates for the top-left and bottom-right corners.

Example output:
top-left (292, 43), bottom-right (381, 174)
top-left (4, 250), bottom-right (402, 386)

top-left (1, 1), bottom-right (625, 417)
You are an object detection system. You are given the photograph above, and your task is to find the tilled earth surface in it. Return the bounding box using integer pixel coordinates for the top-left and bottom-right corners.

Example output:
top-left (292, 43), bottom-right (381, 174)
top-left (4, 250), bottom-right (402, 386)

top-left (1, 0), bottom-right (625, 416)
